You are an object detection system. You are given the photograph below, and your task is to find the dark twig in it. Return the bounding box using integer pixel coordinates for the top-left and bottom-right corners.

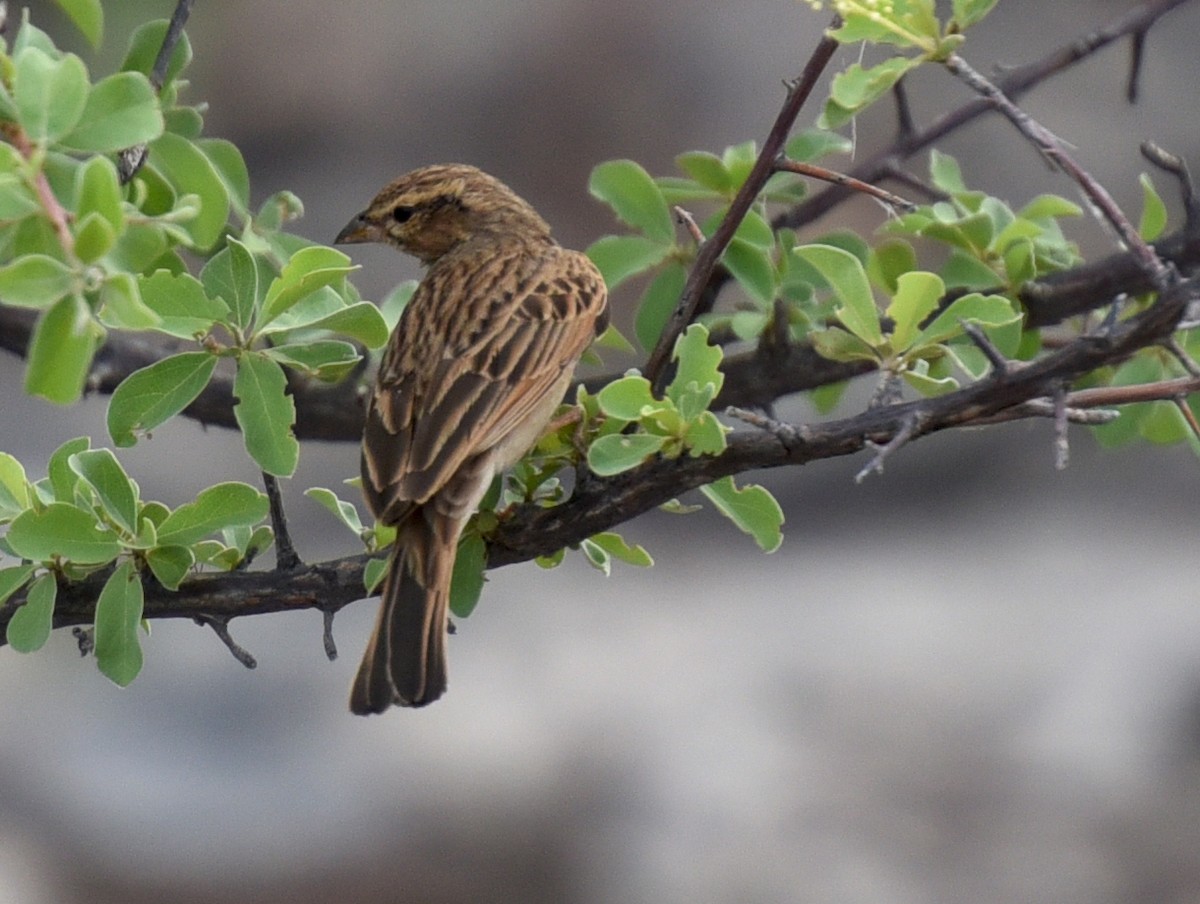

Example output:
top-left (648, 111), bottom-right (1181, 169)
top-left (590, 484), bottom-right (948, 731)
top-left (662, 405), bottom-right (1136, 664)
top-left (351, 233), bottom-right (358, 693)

top-left (643, 13), bottom-right (843, 392)
top-left (856, 412), bottom-right (922, 483)
top-left (960, 320), bottom-right (1012, 376)
top-left (773, 158), bottom-right (918, 211)
top-left (892, 77), bottom-right (917, 140)
top-left (1141, 141), bottom-right (1199, 227)
top-left (1127, 27), bottom-right (1147, 103)
top-left (322, 609), bottom-right (338, 661)
top-left (197, 616), bottom-right (257, 669)
top-left (118, 0), bottom-right (196, 184)
top-left (673, 206), bottom-right (706, 245)
top-left (262, 472), bottom-right (302, 572)
top-left (942, 51), bottom-right (1172, 291)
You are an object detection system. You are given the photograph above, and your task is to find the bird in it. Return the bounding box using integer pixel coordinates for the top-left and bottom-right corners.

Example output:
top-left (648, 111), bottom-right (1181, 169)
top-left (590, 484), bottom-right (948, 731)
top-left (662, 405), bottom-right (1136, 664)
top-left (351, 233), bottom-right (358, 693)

top-left (334, 164), bottom-right (609, 714)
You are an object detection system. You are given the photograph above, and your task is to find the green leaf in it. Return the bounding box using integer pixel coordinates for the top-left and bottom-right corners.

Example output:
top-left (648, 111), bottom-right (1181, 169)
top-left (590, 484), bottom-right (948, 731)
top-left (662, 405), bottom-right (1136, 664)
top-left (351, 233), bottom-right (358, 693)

top-left (0, 565), bottom-right (36, 605)
top-left (589, 159), bottom-right (675, 243)
top-left (122, 19), bottom-right (192, 85)
top-left (1138, 173), bottom-right (1168, 242)
top-left (62, 71), bottom-right (163, 153)
top-left (0, 453), bottom-right (31, 520)
top-left (107, 351), bottom-right (218, 446)
top-left (75, 155), bottom-right (123, 231)
top-left (587, 433), bottom-right (668, 476)
top-left (941, 248), bottom-right (1005, 290)
top-left (1018, 194), bottom-right (1082, 221)
top-left (260, 246), bottom-right (355, 325)
top-left (51, 0), bottom-right (104, 46)
top-left (868, 237), bottom-right (918, 295)
top-left (912, 292), bottom-right (1020, 348)
top-left (0, 255), bottom-right (74, 308)
top-left (823, 58), bottom-right (919, 129)
top-left (200, 237), bottom-right (259, 329)
top-left (47, 436), bottom-right (89, 502)
top-left (258, 294), bottom-right (389, 348)
top-left (68, 448), bottom-right (138, 534)
top-left (233, 353), bottom-right (299, 477)
top-left (13, 48), bottom-right (89, 143)
top-left (723, 238), bottom-right (776, 306)
top-left (364, 556), bottom-right (388, 594)
top-left (634, 262), bottom-right (686, 351)
top-left (157, 482), bottom-right (269, 547)
top-left (263, 339), bottom-right (361, 382)
top-left (684, 411), bottom-right (728, 456)
top-left (25, 295), bottom-right (102, 404)
top-left (449, 533), bottom-right (487, 619)
top-left (587, 531), bottom-right (653, 567)
top-left (579, 538), bottom-right (612, 575)
top-left (6, 501), bottom-right (122, 564)
top-left (929, 150), bottom-right (968, 195)
top-left (667, 324), bottom-right (724, 417)
top-left (138, 271), bottom-right (229, 339)
top-left (198, 138), bottom-right (251, 216)
top-left (99, 272), bottom-right (161, 330)
top-left (73, 212), bottom-right (116, 263)
top-left (304, 487), bottom-right (364, 535)
top-left (951, 0), bottom-right (999, 29)
top-left (586, 234), bottom-right (672, 292)
top-left (886, 271), bottom-right (945, 352)
top-left (596, 374), bottom-right (659, 421)
top-left (811, 327), bottom-right (880, 363)
top-left (785, 129), bottom-right (854, 163)
top-left (675, 151), bottom-right (731, 194)
top-left (699, 476), bottom-right (784, 553)
top-left (148, 132), bottom-right (230, 250)
top-left (794, 244), bottom-right (883, 346)
top-left (7, 573), bottom-right (56, 653)
top-left (93, 561), bottom-right (144, 687)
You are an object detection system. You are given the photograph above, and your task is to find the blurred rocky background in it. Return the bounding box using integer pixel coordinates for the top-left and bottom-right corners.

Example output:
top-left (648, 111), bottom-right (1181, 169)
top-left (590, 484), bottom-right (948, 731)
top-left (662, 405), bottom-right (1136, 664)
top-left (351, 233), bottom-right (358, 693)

top-left (3, 1), bottom-right (1200, 901)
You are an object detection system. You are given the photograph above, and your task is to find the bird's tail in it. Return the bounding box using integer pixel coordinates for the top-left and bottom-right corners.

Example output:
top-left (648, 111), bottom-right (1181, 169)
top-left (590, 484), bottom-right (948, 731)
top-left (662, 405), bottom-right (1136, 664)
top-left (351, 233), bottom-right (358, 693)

top-left (350, 513), bottom-right (458, 714)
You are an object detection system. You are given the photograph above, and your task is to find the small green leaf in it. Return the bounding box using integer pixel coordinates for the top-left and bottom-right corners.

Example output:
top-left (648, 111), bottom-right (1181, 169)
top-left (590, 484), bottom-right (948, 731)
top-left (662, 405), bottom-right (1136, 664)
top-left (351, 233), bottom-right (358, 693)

top-left (233, 353), bottom-right (299, 477)
top-left (634, 262), bottom-right (686, 351)
top-left (25, 295), bottom-right (102, 404)
top-left (13, 48), bottom-right (89, 143)
top-left (1138, 173), bottom-right (1168, 242)
top-left (794, 244), bottom-right (883, 346)
top-left (596, 374), bottom-right (659, 421)
top-left (449, 533), bottom-right (487, 619)
top-left (699, 476), bottom-right (784, 553)
top-left (587, 531), bottom-right (653, 567)
top-left (93, 561), bottom-right (144, 687)
top-left (99, 272), bottom-right (161, 330)
top-left (587, 433), bottom-right (668, 477)
top-left (1018, 194), bottom-right (1082, 221)
top-left (260, 246), bottom-right (356, 325)
top-left (684, 411), bottom-right (729, 456)
top-left (51, 0), bottom-right (104, 47)
top-left (952, 0), bottom-right (999, 29)
top-left (667, 324), bottom-right (724, 415)
top-left (911, 292), bottom-right (1020, 348)
top-left (138, 271), bottom-right (229, 339)
top-left (823, 58), bottom-right (919, 129)
top-left (723, 238), bottom-right (776, 306)
top-left (7, 573), bottom-right (56, 653)
top-left (868, 238), bottom-right (918, 295)
top-left (75, 155), bottom-right (123, 231)
top-left (0, 453), bottom-right (31, 519)
top-left (586, 234), bottom-right (672, 291)
top-left (886, 271), bottom-right (945, 352)
top-left (0, 565), bottom-right (36, 605)
top-left (47, 437), bottom-right (89, 503)
top-left (62, 71), bottom-right (163, 152)
top-left (200, 237), bottom-right (259, 329)
top-left (263, 339), bottom-right (360, 382)
top-left (148, 132), bottom-right (229, 250)
top-left (68, 448), bottom-right (138, 534)
top-left (198, 138), bottom-right (251, 216)
top-left (122, 19), bottom-right (192, 85)
top-left (6, 501), bottom-right (122, 564)
top-left (941, 249), bottom-right (1005, 290)
top-left (579, 538), bottom-right (612, 575)
top-left (73, 212), bottom-right (116, 263)
top-left (107, 351), bottom-right (218, 446)
top-left (785, 129), bottom-right (854, 163)
top-left (257, 291), bottom-right (389, 348)
top-left (675, 151), bottom-right (731, 194)
top-left (156, 482), bottom-right (269, 547)
top-left (0, 255), bottom-right (74, 308)
top-left (589, 159), bottom-right (675, 243)
top-left (305, 487), bottom-right (364, 535)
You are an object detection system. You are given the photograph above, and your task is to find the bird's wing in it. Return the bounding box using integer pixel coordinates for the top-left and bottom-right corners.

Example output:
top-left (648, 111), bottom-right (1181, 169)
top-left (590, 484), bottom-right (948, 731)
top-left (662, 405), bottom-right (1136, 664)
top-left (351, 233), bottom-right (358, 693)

top-left (362, 244), bottom-right (607, 523)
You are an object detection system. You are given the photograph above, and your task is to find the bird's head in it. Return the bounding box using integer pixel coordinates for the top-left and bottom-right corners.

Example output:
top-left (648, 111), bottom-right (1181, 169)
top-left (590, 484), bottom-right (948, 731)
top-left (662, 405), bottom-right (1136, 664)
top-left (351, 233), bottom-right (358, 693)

top-left (334, 164), bottom-right (551, 264)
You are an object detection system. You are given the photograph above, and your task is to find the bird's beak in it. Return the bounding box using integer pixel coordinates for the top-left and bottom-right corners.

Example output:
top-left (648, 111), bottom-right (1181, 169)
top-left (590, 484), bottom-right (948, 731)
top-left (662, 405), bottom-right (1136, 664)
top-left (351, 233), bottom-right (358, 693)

top-left (334, 211), bottom-right (383, 245)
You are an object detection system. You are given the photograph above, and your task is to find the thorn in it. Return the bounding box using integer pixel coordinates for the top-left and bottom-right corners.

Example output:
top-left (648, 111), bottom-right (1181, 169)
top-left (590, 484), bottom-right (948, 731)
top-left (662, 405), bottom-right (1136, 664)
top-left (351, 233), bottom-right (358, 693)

top-left (198, 616), bottom-right (257, 669)
top-left (856, 412), bottom-right (920, 483)
top-left (959, 320), bottom-right (1011, 376)
top-left (725, 406), bottom-right (807, 450)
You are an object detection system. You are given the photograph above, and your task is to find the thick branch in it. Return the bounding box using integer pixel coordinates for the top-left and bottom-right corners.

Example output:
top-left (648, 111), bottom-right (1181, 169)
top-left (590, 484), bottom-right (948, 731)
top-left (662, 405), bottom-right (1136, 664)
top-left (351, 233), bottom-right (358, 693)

top-left (5, 278), bottom-right (1190, 642)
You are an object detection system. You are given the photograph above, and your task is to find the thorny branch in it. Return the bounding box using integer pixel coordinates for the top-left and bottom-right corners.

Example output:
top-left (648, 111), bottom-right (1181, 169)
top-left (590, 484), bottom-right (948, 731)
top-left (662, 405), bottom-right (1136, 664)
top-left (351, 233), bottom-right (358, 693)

top-left (1, 0), bottom-right (1199, 645)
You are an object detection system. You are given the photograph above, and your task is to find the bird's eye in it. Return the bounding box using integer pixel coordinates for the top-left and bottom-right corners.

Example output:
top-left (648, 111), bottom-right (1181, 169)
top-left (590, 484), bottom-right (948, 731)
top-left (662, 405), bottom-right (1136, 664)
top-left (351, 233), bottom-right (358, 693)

top-left (392, 205), bottom-right (415, 224)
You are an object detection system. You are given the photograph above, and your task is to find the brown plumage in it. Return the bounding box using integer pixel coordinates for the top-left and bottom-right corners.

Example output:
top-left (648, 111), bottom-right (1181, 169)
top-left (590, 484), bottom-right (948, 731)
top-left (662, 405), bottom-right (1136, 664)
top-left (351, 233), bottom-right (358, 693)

top-left (334, 164), bottom-right (608, 713)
